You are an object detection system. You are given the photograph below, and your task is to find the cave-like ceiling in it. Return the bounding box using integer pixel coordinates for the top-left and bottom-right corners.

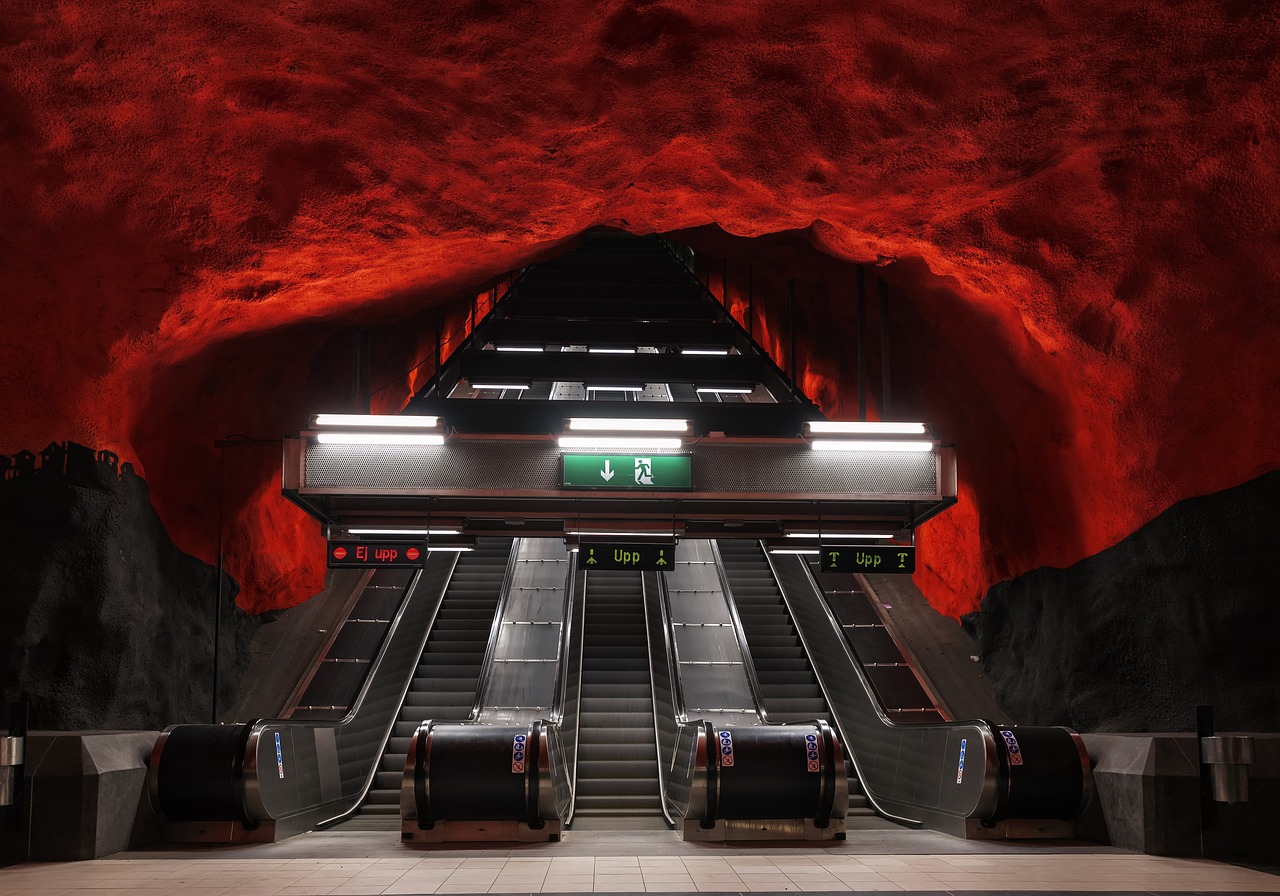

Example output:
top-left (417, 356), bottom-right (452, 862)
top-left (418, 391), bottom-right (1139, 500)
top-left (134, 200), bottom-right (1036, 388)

top-left (2, 2), bottom-right (1278, 616)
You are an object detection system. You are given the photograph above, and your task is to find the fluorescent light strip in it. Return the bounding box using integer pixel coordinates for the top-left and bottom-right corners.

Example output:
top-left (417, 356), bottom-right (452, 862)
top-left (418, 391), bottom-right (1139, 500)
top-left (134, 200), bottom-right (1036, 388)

top-left (558, 436), bottom-right (683, 450)
top-left (769, 548), bottom-right (820, 555)
top-left (348, 528), bottom-right (461, 536)
top-left (567, 417), bottom-right (689, 433)
top-left (785, 533), bottom-right (895, 540)
top-left (471, 383), bottom-right (530, 391)
top-left (806, 420), bottom-right (927, 435)
top-left (314, 414), bottom-right (439, 428)
top-left (588, 348), bottom-right (636, 354)
top-left (567, 530), bottom-right (675, 537)
top-left (696, 387), bottom-right (753, 394)
top-left (587, 385), bottom-right (644, 392)
top-left (495, 345), bottom-right (544, 352)
top-left (681, 349), bottom-right (730, 355)
top-left (810, 439), bottom-right (933, 452)
top-left (428, 545), bottom-right (474, 552)
top-left (316, 432), bottom-right (445, 446)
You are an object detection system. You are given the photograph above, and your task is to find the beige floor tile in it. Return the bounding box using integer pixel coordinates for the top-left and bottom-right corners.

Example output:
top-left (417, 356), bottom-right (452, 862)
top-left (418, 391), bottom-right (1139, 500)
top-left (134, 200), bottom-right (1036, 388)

top-left (539, 884), bottom-right (594, 893)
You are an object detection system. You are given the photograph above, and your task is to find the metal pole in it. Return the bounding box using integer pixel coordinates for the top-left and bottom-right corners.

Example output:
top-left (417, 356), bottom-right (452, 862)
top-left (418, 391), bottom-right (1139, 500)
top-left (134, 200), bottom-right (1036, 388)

top-left (857, 267), bottom-right (867, 421)
top-left (722, 259), bottom-right (728, 305)
top-left (879, 276), bottom-right (892, 419)
top-left (788, 279), bottom-right (797, 401)
top-left (354, 329), bottom-right (371, 413)
top-left (747, 262), bottom-right (754, 339)
top-left (212, 443), bottom-right (225, 724)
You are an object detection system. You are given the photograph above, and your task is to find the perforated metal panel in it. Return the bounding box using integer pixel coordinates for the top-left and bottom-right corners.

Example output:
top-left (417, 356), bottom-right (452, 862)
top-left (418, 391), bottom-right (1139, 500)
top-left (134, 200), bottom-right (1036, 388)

top-left (304, 438), bottom-right (940, 498)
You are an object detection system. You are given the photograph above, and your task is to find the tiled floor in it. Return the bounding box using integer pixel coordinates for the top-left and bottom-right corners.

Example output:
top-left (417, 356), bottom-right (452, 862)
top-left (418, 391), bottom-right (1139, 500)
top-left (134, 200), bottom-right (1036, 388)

top-left (2, 828), bottom-right (1276, 895)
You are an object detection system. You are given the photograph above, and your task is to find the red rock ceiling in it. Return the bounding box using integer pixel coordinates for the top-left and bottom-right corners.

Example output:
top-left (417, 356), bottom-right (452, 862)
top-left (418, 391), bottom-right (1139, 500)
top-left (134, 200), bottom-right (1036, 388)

top-left (3, 2), bottom-right (1278, 617)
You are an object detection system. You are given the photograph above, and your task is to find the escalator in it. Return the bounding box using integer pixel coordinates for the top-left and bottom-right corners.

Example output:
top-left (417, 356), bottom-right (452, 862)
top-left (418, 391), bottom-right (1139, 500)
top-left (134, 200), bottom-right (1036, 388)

top-left (360, 537), bottom-right (513, 817)
top-left (715, 539), bottom-right (876, 820)
top-left (573, 570), bottom-right (663, 818)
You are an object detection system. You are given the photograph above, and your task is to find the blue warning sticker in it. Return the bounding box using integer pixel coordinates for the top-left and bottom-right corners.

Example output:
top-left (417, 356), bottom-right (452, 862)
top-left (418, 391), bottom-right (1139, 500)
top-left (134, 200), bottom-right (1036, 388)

top-left (718, 729), bottom-right (734, 767)
top-left (512, 733), bottom-right (527, 774)
top-left (805, 732), bottom-right (820, 772)
top-left (275, 731), bottom-right (285, 780)
top-left (956, 737), bottom-right (966, 784)
top-left (1000, 730), bottom-right (1024, 766)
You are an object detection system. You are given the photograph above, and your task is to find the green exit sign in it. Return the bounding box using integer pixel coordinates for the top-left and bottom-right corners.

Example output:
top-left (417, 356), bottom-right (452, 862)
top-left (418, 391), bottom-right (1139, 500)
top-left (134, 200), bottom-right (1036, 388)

top-left (820, 545), bottom-right (915, 574)
top-left (562, 454), bottom-right (692, 489)
top-left (578, 542), bottom-right (676, 571)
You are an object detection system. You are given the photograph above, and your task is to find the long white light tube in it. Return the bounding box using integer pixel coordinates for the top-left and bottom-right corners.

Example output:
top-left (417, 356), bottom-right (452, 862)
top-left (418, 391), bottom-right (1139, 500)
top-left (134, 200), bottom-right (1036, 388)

top-left (316, 432), bottom-right (445, 446)
top-left (314, 414), bottom-right (440, 428)
top-left (810, 439), bottom-right (932, 452)
top-left (558, 436), bottom-right (683, 450)
top-left (806, 421), bottom-right (927, 435)
top-left (567, 418), bottom-right (689, 433)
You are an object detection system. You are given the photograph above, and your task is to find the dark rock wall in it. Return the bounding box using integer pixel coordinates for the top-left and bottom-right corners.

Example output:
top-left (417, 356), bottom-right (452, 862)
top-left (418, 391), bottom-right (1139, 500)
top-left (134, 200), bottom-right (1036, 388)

top-left (964, 471), bottom-right (1280, 733)
top-left (0, 445), bottom-right (257, 731)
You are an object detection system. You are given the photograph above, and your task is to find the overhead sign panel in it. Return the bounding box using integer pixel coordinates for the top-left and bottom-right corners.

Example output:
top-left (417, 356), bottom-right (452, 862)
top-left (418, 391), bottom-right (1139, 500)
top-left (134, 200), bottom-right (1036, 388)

top-left (562, 454), bottom-right (692, 489)
top-left (820, 545), bottom-right (915, 574)
top-left (328, 541), bottom-right (426, 568)
top-left (578, 542), bottom-right (676, 571)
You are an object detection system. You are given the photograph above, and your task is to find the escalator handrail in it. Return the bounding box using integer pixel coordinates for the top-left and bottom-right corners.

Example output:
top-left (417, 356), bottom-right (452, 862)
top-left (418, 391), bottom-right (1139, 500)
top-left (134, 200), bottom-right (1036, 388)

top-left (652, 569), bottom-right (690, 724)
top-left (467, 537), bottom-right (523, 721)
top-left (760, 544), bottom-right (927, 827)
top-left (641, 570), bottom-right (680, 828)
top-left (560, 564), bottom-right (588, 827)
top-left (549, 556), bottom-right (579, 726)
top-left (707, 540), bottom-right (770, 725)
top-left (240, 550), bottom-right (461, 826)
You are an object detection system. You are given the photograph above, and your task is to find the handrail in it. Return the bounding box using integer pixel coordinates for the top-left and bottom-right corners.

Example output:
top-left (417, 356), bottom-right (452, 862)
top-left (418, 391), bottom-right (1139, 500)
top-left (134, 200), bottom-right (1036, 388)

top-left (548, 556), bottom-right (578, 727)
top-left (409, 266), bottom-right (533, 402)
top-left (652, 569), bottom-right (690, 724)
top-left (641, 571), bottom-right (680, 827)
top-left (467, 537), bottom-right (522, 721)
top-left (236, 548), bottom-right (462, 831)
top-left (657, 240), bottom-right (816, 411)
top-left (763, 544), bottom-right (1008, 827)
top-left (560, 565), bottom-right (588, 827)
top-left (763, 545), bottom-right (925, 824)
top-left (708, 540), bottom-right (769, 725)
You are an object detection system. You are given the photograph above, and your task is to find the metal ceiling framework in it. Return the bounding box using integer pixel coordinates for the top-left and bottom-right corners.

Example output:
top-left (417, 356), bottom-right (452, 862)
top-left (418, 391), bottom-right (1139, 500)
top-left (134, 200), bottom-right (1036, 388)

top-left (282, 232), bottom-right (957, 544)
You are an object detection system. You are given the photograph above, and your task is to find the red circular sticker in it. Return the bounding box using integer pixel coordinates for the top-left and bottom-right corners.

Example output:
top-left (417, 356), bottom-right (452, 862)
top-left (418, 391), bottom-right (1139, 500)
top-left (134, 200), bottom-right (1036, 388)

top-left (406, 547), bottom-right (420, 561)
top-left (332, 546), bottom-right (348, 560)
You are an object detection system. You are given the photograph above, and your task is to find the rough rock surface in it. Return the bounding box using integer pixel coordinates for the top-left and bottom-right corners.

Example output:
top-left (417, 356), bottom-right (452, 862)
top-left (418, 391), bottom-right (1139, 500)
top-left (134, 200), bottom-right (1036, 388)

top-left (963, 471), bottom-right (1280, 733)
top-left (0, 447), bottom-right (255, 731)
top-left (1, 3), bottom-right (1279, 616)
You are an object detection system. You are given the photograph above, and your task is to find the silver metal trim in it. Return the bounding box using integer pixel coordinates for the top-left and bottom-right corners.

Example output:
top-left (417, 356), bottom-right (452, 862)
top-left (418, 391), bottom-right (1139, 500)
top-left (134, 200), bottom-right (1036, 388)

top-left (708, 539), bottom-right (768, 724)
top-left (468, 538), bottom-right (523, 721)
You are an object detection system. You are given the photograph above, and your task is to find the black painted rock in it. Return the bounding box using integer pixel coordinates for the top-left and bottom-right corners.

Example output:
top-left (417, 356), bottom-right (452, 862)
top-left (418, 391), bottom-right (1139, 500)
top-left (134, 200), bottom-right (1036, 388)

top-left (0, 447), bottom-right (257, 731)
top-left (963, 471), bottom-right (1280, 732)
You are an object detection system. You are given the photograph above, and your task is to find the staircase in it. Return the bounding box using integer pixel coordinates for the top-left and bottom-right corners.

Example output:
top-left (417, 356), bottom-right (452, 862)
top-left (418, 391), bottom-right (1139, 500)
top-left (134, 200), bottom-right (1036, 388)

top-left (573, 570), bottom-right (663, 817)
top-left (359, 537), bottom-right (513, 816)
top-left (716, 539), bottom-right (876, 818)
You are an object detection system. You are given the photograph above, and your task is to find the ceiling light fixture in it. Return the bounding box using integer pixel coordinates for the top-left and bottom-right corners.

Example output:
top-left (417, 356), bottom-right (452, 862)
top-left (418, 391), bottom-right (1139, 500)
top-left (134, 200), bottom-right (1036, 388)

top-left (681, 349), bottom-right (730, 355)
top-left (810, 440), bottom-right (933, 452)
top-left (558, 436), bottom-right (683, 450)
top-left (696, 386), bottom-right (753, 394)
top-left (567, 418), bottom-right (690, 433)
top-left (470, 383), bottom-right (530, 391)
top-left (313, 414), bottom-right (440, 428)
top-left (784, 532), bottom-right (895, 540)
top-left (347, 528), bottom-right (462, 536)
top-left (495, 345), bottom-right (544, 352)
top-left (806, 421), bottom-right (928, 435)
top-left (315, 432), bottom-right (444, 446)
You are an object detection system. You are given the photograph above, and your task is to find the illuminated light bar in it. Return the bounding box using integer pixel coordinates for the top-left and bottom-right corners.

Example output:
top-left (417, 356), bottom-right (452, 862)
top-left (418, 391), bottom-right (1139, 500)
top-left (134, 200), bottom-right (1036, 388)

top-left (588, 347), bottom-right (636, 354)
top-left (567, 417), bottom-right (690, 433)
top-left (768, 547), bottom-right (820, 555)
top-left (470, 383), bottom-right (530, 391)
top-left (316, 432), bottom-right (445, 446)
top-left (567, 529), bottom-right (676, 537)
top-left (696, 386), bottom-right (753, 394)
top-left (558, 436), bottom-right (683, 450)
top-left (495, 345), bottom-right (544, 352)
top-left (681, 348), bottom-right (730, 355)
top-left (348, 528), bottom-right (461, 536)
top-left (785, 532), bottom-right (895, 540)
top-left (427, 545), bottom-right (474, 552)
top-left (314, 414), bottom-right (440, 428)
top-left (806, 420), bottom-right (927, 435)
top-left (587, 385), bottom-right (645, 392)
top-left (810, 439), bottom-right (933, 452)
